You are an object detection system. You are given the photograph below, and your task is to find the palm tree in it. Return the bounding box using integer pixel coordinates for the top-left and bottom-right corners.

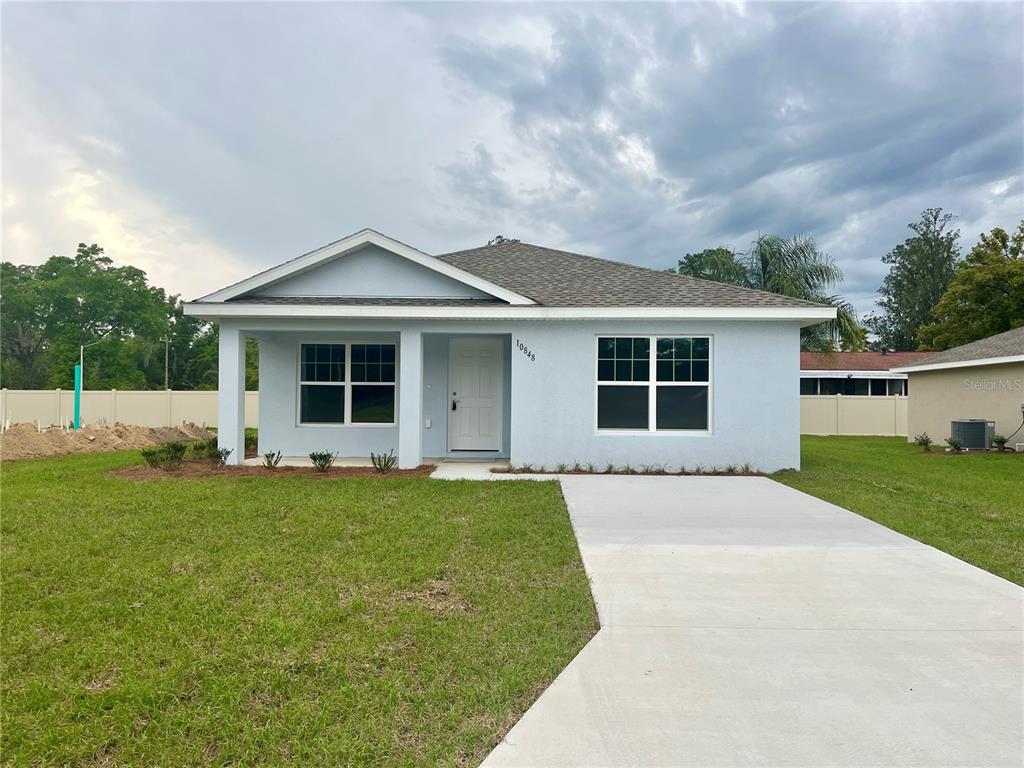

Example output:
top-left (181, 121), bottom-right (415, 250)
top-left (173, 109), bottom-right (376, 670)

top-left (676, 234), bottom-right (862, 352)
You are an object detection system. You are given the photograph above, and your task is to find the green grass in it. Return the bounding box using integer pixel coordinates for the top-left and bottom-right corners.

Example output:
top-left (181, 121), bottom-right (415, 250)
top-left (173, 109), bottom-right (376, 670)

top-left (774, 436), bottom-right (1024, 585)
top-left (1, 452), bottom-right (597, 766)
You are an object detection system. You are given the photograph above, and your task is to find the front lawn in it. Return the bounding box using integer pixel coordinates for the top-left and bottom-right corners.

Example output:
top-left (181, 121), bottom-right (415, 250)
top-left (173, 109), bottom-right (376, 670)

top-left (1, 452), bottom-right (597, 766)
top-left (774, 436), bottom-right (1023, 585)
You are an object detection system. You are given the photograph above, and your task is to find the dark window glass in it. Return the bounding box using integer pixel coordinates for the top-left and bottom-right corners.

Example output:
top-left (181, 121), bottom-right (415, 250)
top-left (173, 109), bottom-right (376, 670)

top-left (381, 363), bottom-right (395, 383)
top-left (673, 338), bottom-right (691, 359)
top-left (597, 386), bottom-right (649, 429)
top-left (351, 385), bottom-right (395, 423)
top-left (352, 345), bottom-right (366, 363)
top-left (633, 338), bottom-right (649, 359)
top-left (301, 345), bottom-right (344, 382)
top-left (365, 364), bottom-right (381, 383)
top-left (800, 378), bottom-right (818, 395)
top-left (351, 363), bottom-right (365, 383)
top-left (870, 379), bottom-right (887, 396)
top-left (366, 345), bottom-right (381, 363)
top-left (598, 337), bottom-right (616, 358)
top-left (691, 360), bottom-right (709, 382)
top-left (632, 360), bottom-right (649, 382)
top-left (615, 337), bottom-right (632, 357)
top-left (674, 360), bottom-right (691, 382)
top-left (656, 386), bottom-right (709, 430)
top-left (819, 379), bottom-right (842, 395)
top-left (845, 378), bottom-right (869, 396)
top-left (300, 385), bottom-right (344, 423)
top-left (692, 338), bottom-right (710, 359)
top-left (888, 379), bottom-right (906, 396)
top-left (657, 338), bottom-right (674, 359)
top-left (655, 337), bottom-right (710, 381)
top-left (382, 345), bottom-right (396, 363)
top-left (657, 361), bottom-right (673, 381)
top-left (598, 360), bottom-right (615, 381)
top-left (616, 360), bottom-right (632, 381)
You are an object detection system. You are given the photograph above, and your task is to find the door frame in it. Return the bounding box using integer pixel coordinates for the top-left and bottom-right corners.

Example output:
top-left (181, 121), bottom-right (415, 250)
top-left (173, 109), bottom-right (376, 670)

top-left (447, 336), bottom-right (504, 452)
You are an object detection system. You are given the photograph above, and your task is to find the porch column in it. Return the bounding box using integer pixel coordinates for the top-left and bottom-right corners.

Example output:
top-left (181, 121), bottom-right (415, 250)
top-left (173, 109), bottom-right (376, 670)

top-left (398, 329), bottom-right (423, 469)
top-left (218, 323), bottom-right (245, 466)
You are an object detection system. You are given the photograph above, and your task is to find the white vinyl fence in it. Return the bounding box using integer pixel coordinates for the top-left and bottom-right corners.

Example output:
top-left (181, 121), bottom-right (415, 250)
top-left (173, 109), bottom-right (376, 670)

top-left (0, 389), bottom-right (258, 429)
top-left (800, 395), bottom-right (908, 437)
top-left (1, 389), bottom-right (906, 437)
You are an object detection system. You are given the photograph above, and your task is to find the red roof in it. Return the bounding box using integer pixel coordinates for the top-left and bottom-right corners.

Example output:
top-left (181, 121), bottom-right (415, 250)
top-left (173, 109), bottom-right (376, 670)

top-left (800, 351), bottom-right (933, 371)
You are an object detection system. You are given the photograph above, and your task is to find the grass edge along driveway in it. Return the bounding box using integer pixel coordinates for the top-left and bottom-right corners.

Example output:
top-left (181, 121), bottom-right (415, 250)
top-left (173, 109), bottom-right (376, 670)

top-left (774, 435), bottom-right (1023, 586)
top-left (1, 451), bottom-right (598, 767)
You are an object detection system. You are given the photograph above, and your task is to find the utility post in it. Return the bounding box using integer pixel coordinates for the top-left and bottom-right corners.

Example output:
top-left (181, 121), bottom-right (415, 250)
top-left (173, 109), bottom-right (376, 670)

top-left (160, 336), bottom-right (171, 390)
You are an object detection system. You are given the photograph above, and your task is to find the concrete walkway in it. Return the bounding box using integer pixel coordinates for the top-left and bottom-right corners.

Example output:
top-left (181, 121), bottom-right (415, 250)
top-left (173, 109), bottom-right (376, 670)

top-left (482, 476), bottom-right (1023, 767)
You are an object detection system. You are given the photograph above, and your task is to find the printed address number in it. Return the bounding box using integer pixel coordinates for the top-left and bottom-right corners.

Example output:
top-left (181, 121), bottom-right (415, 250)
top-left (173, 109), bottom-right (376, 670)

top-left (515, 339), bottom-right (536, 362)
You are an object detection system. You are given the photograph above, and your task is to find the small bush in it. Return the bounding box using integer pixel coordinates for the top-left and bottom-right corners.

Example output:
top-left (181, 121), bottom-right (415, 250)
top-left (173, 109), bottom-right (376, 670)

top-left (604, 463), bottom-right (615, 474)
top-left (370, 450), bottom-right (397, 474)
top-left (141, 442), bottom-right (187, 471)
top-left (262, 451), bottom-right (282, 469)
top-left (244, 428), bottom-right (259, 451)
top-left (190, 436), bottom-right (219, 459)
top-left (141, 446), bottom-right (164, 468)
top-left (741, 463), bottom-right (753, 474)
top-left (945, 437), bottom-right (963, 453)
top-left (309, 451), bottom-right (336, 472)
top-left (212, 448), bottom-right (233, 467)
top-left (992, 434), bottom-right (1009, 452)
top-left (724, 464), bottom-right (737, 474)
top-left (586, 462), bottom-right (597, 473)
top-left (913, 433), bottom-right (933, 452)
top-left (557, 463), bottom-right (568, 473)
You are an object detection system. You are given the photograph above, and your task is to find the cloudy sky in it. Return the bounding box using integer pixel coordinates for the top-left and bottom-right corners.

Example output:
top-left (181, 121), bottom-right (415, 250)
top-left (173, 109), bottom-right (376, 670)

top-left (3, 2), bottom-right (1021, 315)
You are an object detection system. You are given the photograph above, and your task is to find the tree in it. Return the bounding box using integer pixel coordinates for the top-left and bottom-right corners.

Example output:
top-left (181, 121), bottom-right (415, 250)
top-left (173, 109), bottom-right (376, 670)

top-left (487, 235), bottom-right (520, 245)
top-left (865, 209), bottom-right (960, 351)
top-left (674, 234), bottom-right (863, 352)
top-left (916, 221), bottom-right (1024, 350)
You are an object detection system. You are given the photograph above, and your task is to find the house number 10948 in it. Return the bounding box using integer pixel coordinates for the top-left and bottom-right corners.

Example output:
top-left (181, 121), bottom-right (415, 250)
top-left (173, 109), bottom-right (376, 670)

top-left (515, 339), bottom-right (536, 362)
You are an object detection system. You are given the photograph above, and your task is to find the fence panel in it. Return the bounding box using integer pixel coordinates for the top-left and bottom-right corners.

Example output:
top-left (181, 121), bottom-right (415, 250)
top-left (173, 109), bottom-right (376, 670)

top-left (0, 390), bottom-right (259, 429)
top-left (800, 395), bottom-right (908, 436)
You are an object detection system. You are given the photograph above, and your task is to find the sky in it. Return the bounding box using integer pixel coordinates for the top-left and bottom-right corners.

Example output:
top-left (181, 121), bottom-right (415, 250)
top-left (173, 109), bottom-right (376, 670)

top-left (2, 2), bottom-right (1022, 316)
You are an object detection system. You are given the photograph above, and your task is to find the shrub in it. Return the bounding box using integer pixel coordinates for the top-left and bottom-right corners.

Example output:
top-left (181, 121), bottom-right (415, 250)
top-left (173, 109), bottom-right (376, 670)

top-left (741, 463), bottom-right (753, 474)
top-left (992, 434), bottom-right (1009, 452)
top-left (586, 462), bottom-right (597, 473)
top-left (262, 451), bottom-right (282, 469)
top-left (309, 451), bottom-right (336, 472)
top-left (191, 436), bottom-right (219, 459)
top-left (724, 464), bottom-right (737, 474)
top-left (212, 448), bottom-right (233, 467)
top-left (557, 463), bottom-right (568, 473)
top-left (572, 462), bottom-right (582, 473)
top-left (604, 463), bottom-right (615, 474)
top-left (913, 433), bottom-right (933, 452)
top-left (945, 437), bottom-right (963, 453)
top-left (244, 428), bottom-right (259, 451)
top-left (370, 450), bottom-right (397, 474)
top-left (141, 441), bottom-right (187, 471)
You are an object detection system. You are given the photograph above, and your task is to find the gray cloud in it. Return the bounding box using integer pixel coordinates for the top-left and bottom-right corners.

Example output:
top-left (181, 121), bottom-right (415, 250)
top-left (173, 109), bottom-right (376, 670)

top-left (2, 2), bottom-right (1021, 313)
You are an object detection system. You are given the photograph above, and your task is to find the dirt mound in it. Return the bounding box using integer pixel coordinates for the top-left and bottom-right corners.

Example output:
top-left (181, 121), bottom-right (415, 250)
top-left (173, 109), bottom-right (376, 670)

top-left (0, 422), bottom-right (213, 461)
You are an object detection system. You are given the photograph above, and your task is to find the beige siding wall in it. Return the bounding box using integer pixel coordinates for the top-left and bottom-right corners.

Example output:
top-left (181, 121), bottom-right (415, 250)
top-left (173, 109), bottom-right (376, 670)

top-left (905, 362), bottom-right (1024, 443)
top-left (800, 395), bottom-right (908, 436)
top-left (0, 390), bottom-right (259, 429)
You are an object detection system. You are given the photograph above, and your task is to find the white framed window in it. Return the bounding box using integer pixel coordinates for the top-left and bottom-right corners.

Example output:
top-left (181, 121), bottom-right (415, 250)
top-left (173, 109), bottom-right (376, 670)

top-left (595, 335), bottom-right (711, 432)
top-left (298, 342), bottom-right (396, 426)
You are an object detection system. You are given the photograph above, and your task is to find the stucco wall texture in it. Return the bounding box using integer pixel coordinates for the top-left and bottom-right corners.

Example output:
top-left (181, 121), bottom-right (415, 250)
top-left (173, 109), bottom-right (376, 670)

top-left (905, 362), bottom-right (1024, 445)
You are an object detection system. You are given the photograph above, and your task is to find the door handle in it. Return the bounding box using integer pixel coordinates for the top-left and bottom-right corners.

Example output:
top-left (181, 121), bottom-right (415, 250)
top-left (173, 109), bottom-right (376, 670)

top-left (452, 399), bottom-right (457, 411)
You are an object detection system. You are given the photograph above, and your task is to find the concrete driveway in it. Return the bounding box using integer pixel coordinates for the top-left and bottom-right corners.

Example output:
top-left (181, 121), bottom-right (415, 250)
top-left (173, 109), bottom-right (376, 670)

top-left (483, 476), bottom-right (1022, 767)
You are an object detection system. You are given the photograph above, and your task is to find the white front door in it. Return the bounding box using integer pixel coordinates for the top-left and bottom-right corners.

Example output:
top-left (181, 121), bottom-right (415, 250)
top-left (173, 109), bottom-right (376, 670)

top-left (448, 337), bottom-right (503, 451)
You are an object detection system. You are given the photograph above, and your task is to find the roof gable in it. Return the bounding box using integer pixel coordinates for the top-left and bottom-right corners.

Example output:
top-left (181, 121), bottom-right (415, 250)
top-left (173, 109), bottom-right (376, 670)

top-left (198, 229), bottom-right (535, 305)
top-left (891, 326), bottom-right (1024, 372)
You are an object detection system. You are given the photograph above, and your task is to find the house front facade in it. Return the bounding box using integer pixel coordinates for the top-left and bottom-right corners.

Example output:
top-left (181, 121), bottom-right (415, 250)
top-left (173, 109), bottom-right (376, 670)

top-left (184, 230), bottom-right (835, 471)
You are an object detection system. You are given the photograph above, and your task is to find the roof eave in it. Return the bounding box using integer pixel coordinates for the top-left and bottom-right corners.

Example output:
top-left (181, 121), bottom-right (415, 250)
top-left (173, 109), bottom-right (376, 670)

top-left (890, 354), bottom-right (1024, 373)
top-left (182, 302), bottom-right (837, 323)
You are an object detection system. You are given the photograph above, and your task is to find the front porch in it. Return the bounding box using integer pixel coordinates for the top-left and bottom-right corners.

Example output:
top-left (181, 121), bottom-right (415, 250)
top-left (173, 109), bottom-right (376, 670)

top-left (217, 325), bottom-right (511, 469)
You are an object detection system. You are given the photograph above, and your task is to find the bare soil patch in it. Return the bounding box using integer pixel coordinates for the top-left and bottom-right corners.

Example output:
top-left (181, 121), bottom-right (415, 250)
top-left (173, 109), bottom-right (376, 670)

top-left (107, 460), bottom-right (436, 480)
top-left (0, 423), bottom-right (213, 461)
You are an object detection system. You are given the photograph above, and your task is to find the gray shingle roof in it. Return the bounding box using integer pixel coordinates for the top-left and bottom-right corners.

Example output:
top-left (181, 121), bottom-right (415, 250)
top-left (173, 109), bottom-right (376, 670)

top-left (904, 326), bottom-right (1024, 369)
top-left (435, 241), bottom-right (828, 308)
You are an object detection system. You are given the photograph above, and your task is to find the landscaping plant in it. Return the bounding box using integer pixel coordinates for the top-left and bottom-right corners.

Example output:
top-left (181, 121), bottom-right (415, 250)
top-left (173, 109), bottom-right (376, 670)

top-left (262, 451), bottom-right (282, 469)
top-left (992, 434), bottom-right (1009, 452)
top-left (945, 437), bottom-right (963, 453)
top-left (369, 449), bottom-right (397, 474)
top-left (212, 448), bottom-right (233, 467)
top-left (140, 442), bottom-right (187, 471)
top-left (913, 432), bottom-right (933, 451)
top-left (308, 451), bottom-right (336, 472)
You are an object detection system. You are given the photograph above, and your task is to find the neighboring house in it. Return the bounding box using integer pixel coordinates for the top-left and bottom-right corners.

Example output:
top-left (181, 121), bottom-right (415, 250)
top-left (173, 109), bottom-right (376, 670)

top-left (183, 229), bottom-right (835, 471)
top-left (890, 326), bottom-right (1024, 445)
top-left (799, 351), bottom-right (932, 396)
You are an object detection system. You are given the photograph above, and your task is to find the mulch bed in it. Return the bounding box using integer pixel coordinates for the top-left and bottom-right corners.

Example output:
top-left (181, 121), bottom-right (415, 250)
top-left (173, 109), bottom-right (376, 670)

top-left (108, 460), bottom-right (436, 480)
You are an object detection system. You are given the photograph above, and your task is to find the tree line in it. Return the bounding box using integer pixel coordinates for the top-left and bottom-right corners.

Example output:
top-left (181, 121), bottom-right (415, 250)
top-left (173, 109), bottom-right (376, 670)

top-left (0, 244), bottom-right (257, 390)
top-left (2, 210), bottom-right (1020, 388)
top-left (672, 209), bottom-right (1024, 353)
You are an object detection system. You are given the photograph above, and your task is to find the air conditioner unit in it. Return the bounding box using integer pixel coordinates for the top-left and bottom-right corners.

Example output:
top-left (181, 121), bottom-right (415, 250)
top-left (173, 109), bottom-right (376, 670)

top-left (950, 419), bottom-right (995, 450)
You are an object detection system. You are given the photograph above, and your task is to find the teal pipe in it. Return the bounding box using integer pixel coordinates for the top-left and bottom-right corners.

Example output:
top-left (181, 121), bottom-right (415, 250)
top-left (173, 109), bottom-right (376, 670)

top-left (73, 364), bottom-right (82, 430)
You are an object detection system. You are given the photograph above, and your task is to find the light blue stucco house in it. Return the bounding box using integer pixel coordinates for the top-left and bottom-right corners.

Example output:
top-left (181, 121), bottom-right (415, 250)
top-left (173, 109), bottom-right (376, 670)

top-left (184, 230), bottom-right (835, 471)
